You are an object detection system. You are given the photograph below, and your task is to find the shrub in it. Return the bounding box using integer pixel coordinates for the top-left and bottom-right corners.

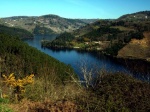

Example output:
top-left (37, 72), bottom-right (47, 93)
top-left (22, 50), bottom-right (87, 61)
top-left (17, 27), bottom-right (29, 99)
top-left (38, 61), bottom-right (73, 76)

top-left (2, 73), bottom-right (34, 102)
top-left (76, 73), bottom-right (150, 112)
top-left (0, 105), bottom-right (13, 112)
top-left (0, 98), bottom-right (9, 104)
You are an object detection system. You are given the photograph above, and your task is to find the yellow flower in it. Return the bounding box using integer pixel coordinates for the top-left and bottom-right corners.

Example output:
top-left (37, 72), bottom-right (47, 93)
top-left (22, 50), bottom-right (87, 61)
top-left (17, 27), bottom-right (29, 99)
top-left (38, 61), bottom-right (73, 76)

top-left (2, 94), bottom-right (8, 98)
top-left (8, 73), bottom-right (14, 79)
top-left (3, 73), bottom-right (34, 94)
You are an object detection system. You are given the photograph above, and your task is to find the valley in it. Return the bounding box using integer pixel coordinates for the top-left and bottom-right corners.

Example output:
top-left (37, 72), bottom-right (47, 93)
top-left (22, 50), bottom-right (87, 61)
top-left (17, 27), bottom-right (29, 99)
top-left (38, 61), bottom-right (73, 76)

top-left (0, 10), bottom-right (150, 112)
top-left (41, 11), bottom-right (150, 63)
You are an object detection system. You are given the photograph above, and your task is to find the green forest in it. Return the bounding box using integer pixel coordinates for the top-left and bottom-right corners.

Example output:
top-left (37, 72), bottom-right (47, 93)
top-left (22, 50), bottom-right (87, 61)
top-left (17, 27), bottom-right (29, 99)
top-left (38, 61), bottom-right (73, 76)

top-left (42, 32), bottom-right (75, 48)
top-left (0, 25), bottom-right (33, 39)
top-left (0, 26), bottom-right (75, 83)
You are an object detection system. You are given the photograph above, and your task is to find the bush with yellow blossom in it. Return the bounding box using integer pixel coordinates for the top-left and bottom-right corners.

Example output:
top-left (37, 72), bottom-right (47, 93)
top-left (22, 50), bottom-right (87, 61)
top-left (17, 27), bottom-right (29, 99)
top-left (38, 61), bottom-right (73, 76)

top-left (2, 73), bottom-right (34, 101)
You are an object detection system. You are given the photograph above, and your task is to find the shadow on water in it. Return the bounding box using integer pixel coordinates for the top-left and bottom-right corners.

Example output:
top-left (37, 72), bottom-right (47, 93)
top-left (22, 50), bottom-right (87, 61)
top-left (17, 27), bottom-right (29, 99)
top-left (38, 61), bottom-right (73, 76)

top-left (24, 35), bottom-right (150, 83)
top-left (118, 58), bottom-right (150, 81)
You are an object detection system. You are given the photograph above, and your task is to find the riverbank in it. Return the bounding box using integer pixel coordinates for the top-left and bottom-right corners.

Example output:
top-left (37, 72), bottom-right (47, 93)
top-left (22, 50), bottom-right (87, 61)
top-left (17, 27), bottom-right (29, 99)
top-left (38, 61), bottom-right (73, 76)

top-left (44, 45), bottom-right (150, 82)
top-left (105, 54), bottom-right (150, 77)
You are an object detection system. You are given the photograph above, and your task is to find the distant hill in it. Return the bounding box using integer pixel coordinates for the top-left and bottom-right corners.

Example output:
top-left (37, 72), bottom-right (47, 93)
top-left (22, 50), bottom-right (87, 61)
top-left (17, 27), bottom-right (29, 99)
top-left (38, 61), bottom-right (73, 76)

top-left (73, 19), bottom-right (113, 37)
top-left (118, 11), bottom-right (150, 21)
top-left (79, 19), bottom-right (99, 24)
top-left (0, 14), bottom-right (98, 34)
top-left (43, 11), bottom-right (150, 61)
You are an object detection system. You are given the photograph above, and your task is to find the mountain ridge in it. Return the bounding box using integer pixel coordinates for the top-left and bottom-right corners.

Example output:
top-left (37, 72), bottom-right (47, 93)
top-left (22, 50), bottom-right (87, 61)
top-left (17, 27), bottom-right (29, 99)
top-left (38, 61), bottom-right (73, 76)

top-left (0, 14), bottom-right (98, 34)
top-left (118, 10), bottom-right (150, 20)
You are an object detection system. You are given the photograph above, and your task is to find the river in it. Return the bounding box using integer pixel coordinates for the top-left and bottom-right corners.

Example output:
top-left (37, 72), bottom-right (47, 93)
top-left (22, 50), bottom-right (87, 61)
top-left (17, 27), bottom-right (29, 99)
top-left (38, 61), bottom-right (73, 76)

top-left (24, 35), bottom-right (150, 82)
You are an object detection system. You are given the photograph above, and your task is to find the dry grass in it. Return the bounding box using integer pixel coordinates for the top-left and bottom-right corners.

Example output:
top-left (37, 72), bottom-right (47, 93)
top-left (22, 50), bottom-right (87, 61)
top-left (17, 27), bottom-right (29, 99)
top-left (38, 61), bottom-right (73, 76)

top-left (118, 31), bottom-right (150, 59)
top-left (8, 98), bottom-right (79, 112)
top-left (0, 70), bottom-right (84, 112)
top-left (6, 76), bottom-right (84, 112)
top-left (111, 26), bottom-right (135, 31)
top-left (23, 73), bottom-right (83, 102)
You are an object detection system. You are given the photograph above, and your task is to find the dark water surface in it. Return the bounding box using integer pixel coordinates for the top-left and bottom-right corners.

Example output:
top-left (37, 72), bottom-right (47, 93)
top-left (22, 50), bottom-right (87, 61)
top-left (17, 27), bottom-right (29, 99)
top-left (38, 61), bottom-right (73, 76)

top-left (24, 35), bottom-right (150, 82)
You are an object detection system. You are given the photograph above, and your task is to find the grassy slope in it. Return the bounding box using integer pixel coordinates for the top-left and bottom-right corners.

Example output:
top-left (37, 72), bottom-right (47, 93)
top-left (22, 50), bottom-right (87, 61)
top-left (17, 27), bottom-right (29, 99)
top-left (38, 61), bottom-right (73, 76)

top-left (118, 31), bottom-right (150, 61)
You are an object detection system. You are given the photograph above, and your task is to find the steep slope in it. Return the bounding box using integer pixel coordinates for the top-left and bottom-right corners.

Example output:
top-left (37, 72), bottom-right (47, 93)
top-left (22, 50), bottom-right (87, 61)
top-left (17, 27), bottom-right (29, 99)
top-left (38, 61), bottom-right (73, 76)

top-left (0, 26), bottom-right (75, 82)
top-left (118, 32), bottom-right (150, 61)
top-left (0, 24), bottom-right (33, 39)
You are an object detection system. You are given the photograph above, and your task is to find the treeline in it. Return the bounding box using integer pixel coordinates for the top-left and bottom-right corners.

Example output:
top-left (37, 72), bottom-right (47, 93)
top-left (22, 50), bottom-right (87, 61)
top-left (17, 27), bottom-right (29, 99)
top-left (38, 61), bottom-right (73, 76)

top-left (0, 25), bottom-right (33, 39)
top-left (43, 32), bottom-right (75, 48)
top-left (80, 27), bottom-right (122, 41)
top-left (112, 20), bottom-right (150, 32)
top-left (0, 32), bottom-right (75, 83)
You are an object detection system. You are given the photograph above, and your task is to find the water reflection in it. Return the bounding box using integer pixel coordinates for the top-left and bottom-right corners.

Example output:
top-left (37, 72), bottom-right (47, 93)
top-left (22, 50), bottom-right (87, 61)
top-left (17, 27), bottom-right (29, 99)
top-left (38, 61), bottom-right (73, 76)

top-left (24, 35), bottom-right (150, 82)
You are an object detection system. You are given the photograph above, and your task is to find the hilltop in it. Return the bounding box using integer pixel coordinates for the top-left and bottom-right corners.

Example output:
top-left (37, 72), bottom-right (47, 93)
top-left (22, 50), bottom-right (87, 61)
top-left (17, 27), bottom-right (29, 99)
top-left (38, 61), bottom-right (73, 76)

top-left (118, 11), bottom-right (150, 21)
top-left (0, 14), bottom-right (98, 34)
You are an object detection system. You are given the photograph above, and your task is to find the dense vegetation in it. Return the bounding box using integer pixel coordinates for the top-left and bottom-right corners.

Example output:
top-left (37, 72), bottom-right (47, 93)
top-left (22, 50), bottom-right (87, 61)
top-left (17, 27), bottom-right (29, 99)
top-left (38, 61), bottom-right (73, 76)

top-left (0, 71), bottom-right (150, 111)
top-left (77, 73), bottom-right (150, 112)
top-left (0, 32), bottom-right (75, 82)
top-left (81, 27), bottom-right (122, 41)
top-left (43, 32), bottom-right (75, 48)
top-left (0, 25), bottom-right (33, 39)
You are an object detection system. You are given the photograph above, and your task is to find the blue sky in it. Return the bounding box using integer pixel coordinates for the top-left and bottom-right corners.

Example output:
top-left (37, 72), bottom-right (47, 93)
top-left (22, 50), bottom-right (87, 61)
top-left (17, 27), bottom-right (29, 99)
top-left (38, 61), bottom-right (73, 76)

top-left (0, 0), bottom-right (150, 19)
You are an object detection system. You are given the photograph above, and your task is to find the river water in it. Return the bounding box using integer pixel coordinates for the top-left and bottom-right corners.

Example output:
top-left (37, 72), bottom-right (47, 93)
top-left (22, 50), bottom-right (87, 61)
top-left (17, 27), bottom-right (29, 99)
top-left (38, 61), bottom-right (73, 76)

top-left (24, 35), bottom-right (149, 82)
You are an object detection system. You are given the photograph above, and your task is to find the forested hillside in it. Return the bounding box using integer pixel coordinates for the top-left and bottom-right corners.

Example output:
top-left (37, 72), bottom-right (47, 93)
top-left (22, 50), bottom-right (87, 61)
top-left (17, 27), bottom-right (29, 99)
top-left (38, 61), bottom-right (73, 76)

top-left (0, 32), bottom-right (75, 82)
top-left (0, 25), bottom-right (33, 39)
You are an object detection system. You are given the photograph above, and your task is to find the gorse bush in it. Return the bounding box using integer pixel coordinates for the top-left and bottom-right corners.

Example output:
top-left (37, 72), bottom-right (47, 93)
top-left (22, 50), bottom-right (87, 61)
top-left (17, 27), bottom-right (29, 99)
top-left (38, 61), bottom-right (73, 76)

top-left (2, 73), bottom-right (34, 101)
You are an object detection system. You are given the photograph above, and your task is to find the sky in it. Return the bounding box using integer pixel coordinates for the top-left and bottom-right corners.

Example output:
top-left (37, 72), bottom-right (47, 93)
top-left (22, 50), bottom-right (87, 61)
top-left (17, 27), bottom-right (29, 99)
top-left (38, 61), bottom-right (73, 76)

top-left (0, 0), bottom-right (150, 19)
